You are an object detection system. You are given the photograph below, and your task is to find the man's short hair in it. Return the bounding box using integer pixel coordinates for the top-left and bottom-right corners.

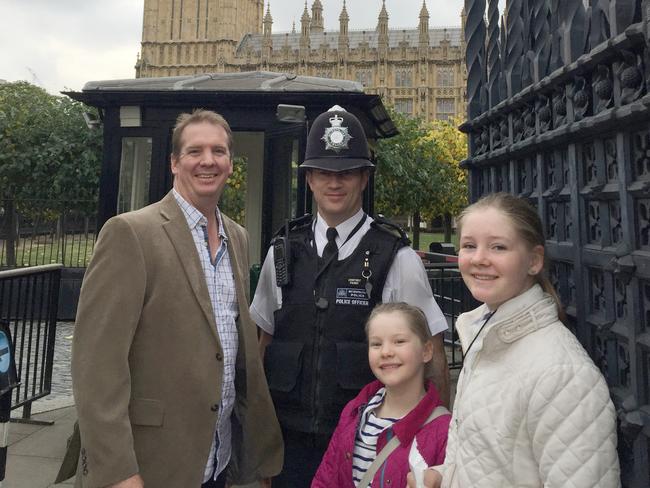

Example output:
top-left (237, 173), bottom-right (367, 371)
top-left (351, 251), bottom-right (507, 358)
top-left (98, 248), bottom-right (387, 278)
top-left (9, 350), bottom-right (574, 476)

top-left (171, 109), bottom-right (234, 158)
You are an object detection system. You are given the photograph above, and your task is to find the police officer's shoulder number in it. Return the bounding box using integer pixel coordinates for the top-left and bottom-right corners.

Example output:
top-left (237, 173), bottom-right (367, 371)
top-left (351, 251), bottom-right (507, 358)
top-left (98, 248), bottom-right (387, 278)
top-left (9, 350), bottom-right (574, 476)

top-left (273, 214), bottom-right (313, 238)
top-left (371, 215), bottom-right (411, 246)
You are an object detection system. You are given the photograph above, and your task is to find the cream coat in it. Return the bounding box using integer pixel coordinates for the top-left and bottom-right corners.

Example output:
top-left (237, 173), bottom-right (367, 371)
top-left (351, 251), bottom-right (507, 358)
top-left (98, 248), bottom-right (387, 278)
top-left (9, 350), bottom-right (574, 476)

top-left (71, 192), bottom-right (282, 488)
top-left (440, 285), bottom-right (620, 488)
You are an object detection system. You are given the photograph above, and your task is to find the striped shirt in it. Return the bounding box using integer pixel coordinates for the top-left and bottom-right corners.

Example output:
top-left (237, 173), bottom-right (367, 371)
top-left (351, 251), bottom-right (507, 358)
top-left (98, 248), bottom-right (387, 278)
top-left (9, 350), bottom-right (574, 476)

top-left (352, 388), bottom-right (399, 486)
top-left (172, 190), bottom-right (239, 483)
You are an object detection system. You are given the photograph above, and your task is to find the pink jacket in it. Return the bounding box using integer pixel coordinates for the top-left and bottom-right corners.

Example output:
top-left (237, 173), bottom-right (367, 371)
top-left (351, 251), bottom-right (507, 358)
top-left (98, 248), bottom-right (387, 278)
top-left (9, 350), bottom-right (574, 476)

top-left (312, 380), bottom-right (450, 488)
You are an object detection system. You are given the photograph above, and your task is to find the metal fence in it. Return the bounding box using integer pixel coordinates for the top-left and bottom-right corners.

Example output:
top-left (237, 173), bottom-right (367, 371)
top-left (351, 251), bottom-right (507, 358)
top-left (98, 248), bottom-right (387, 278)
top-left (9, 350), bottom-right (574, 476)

top-left (427, 263), bottom-right (479, 369)
top-left (0, 265), bottom-right (62, 420)
top-left (0, 199), bottom-right (96, 269)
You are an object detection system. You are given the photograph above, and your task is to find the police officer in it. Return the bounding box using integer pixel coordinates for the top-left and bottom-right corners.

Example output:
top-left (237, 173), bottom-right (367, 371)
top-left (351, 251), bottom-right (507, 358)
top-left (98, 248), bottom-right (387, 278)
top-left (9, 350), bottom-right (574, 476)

top-left (250, 105), bottom-right (449, 487)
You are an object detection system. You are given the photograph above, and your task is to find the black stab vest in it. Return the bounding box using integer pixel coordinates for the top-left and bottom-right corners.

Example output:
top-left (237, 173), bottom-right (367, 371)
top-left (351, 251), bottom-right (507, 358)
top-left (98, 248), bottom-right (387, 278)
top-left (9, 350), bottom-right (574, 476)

top-left (264, 218), bottom-right (406, 435)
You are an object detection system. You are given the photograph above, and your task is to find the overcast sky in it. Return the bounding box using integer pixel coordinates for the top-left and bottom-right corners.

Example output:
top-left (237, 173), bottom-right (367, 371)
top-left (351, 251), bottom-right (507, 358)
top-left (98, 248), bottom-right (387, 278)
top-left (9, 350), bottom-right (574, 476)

top-left (2, 0), bottom-right (466, 95)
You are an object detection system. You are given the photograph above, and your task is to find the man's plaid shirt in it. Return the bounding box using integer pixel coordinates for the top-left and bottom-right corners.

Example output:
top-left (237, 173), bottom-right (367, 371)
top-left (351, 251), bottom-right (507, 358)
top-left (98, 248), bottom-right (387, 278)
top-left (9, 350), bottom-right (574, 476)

top-left (173, 189), bottom-right (238, 482)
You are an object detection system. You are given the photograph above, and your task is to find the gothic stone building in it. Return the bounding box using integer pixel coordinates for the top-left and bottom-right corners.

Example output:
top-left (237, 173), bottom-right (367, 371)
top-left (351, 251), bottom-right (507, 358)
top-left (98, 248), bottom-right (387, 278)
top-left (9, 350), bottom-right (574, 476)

top-left (135, 0), bottom-right (466, 122)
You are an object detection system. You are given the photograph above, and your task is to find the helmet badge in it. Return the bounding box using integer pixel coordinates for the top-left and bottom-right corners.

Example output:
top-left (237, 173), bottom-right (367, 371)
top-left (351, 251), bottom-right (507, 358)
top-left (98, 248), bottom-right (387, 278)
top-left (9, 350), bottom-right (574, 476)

top-left (321, 114), bottom-right (353, 153)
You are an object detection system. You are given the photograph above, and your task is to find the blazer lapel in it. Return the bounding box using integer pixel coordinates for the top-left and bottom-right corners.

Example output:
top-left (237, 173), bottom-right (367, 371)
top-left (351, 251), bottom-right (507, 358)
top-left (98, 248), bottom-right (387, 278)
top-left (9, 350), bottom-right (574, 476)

top-left (159, 192), bottom-right (221, 345)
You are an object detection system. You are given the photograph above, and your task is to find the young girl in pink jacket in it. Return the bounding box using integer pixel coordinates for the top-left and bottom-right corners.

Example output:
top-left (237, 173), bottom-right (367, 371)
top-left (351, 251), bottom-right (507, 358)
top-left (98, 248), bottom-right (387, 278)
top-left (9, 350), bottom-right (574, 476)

top-left (312, 302), bottom-right (451, 488)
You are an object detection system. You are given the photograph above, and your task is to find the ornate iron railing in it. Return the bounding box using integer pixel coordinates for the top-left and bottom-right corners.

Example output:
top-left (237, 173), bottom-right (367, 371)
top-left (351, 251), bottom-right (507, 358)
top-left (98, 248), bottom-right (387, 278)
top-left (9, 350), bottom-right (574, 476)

top-left (461, 1), bottom-right (649, 485)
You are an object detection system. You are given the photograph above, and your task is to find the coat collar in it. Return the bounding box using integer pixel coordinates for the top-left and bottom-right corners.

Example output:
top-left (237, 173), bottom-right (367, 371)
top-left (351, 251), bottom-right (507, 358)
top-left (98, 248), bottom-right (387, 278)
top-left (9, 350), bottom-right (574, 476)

top-left (354, 379), bottom-right (444, 446)
top-left (457, 285), bottom-right (559, 353)
top-left (392, 381), bottom-right (444, 445)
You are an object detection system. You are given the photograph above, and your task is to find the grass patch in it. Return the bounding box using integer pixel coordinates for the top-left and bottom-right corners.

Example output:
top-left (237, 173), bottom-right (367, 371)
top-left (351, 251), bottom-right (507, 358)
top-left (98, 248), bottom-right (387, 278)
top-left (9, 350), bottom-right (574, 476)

top-left (406, 231), bottom-right (459, 252)
top-left (1, 231), bottom-right (457, 267)
top-left (0, 234), bottom-right (95, 268)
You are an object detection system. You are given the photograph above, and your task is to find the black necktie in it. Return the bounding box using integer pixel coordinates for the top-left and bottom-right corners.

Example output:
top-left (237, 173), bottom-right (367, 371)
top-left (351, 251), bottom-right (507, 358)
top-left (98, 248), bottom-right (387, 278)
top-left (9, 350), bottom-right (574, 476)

top-left (322, 227), bottom-right (339, 262)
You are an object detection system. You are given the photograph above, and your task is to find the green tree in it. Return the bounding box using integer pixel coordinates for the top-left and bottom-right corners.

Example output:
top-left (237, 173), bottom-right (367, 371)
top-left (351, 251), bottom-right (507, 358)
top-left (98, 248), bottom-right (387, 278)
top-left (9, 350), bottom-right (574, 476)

top-left (0, 81), bottom-right (102, 264)
top-left (375, 110), bottom-right (468, 248)
top-left (0, 81), bottom-right (102, 204)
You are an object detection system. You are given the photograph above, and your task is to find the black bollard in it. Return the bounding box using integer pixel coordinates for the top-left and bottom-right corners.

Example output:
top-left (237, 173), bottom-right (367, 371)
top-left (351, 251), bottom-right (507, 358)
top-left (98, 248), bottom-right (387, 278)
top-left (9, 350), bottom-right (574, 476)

top-left (0, 393), bottom-right (10, 482)
top-left (0, 321), bottom-right (20, 485)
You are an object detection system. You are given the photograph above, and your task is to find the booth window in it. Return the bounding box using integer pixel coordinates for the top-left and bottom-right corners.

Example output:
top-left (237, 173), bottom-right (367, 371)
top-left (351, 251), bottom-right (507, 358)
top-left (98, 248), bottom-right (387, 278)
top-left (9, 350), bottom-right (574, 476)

top-left (117, 137), bottom-right (152, 214)
top-left (291, 139), bottom-right (300, 218)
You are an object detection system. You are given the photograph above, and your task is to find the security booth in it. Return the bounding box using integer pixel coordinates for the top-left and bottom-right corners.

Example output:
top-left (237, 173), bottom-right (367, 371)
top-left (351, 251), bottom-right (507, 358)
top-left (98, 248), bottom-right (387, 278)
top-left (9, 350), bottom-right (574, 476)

top-left (65, 71), bottom-right (396, 264)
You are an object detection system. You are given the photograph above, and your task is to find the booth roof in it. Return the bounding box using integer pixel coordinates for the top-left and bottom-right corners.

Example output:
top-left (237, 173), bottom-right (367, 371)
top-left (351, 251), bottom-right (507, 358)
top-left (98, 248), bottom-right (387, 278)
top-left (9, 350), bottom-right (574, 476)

top-left (65, 71), bottom-right (398, 138)
top-left (80, 71), bottom-right (364, 93)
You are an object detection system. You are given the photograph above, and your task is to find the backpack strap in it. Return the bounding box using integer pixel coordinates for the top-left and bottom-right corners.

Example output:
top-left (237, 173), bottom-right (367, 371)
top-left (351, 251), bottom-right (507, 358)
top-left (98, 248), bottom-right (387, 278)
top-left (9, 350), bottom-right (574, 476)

top-left (357, 436), bottom-right (400, 488)
top-left (357, 405), bottom-right (450, 488)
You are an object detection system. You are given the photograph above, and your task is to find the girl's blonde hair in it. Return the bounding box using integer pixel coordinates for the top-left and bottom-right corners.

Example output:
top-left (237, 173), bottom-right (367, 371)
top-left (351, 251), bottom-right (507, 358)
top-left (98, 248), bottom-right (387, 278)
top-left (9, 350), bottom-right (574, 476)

top-left (456, 192), bottom-right (565, 320)
top-left (366, 302), bottom-right (433, 367)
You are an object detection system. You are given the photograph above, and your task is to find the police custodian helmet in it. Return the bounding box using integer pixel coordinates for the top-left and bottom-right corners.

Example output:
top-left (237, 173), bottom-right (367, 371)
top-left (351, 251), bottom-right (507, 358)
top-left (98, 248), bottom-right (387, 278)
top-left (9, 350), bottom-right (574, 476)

top-left (300, 105), bottom-right (375, 172)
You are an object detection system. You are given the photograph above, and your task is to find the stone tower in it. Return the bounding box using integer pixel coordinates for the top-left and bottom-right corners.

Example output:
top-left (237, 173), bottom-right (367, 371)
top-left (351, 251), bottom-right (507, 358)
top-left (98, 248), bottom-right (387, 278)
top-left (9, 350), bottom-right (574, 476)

top-left (137, 0), bottom-right (264, 76)
top-left (310, 0), bottom-right (324, 34)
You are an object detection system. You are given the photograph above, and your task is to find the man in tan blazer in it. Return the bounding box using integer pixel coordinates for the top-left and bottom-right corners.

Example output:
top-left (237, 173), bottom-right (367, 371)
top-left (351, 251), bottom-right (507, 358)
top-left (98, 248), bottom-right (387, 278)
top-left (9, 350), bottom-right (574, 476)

top-left (70, 110), bottom-right (282, 488)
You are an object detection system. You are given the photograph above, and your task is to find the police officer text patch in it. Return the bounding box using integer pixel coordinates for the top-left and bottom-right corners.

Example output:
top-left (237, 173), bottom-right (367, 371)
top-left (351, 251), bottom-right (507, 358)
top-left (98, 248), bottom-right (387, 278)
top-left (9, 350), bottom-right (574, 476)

top-left (335, 288), bottom-right (369, 306)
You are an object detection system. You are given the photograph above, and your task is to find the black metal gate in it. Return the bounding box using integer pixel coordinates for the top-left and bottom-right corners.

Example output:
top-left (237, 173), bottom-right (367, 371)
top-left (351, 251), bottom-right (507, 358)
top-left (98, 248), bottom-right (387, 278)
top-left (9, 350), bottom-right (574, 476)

top-left (461, 0), bottom-right (650, 485)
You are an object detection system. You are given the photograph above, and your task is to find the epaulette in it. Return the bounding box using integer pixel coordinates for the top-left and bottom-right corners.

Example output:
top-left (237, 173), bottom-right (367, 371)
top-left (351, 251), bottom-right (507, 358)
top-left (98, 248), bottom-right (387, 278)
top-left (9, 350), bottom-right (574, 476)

top-left (371, 215), bottom-right (411, 246)
top-left (272, 214), bottom-right (313, 238)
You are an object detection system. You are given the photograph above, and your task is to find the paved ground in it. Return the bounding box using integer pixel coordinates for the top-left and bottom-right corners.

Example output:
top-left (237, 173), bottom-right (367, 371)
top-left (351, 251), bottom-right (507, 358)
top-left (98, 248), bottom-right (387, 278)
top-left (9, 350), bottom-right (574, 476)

top-left (4, 404), bottom-right (263, 488)
top-left (5, 405), bottom-right (76, 488)
top-left (1, 322), bottom-right (259, 487)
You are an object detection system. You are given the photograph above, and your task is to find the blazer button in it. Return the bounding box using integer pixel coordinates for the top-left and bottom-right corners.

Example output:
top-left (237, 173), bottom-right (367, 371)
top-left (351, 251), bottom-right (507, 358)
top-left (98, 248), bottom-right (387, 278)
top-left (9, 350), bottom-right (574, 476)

top-left (211, 404), bottom-right (219, 412)
top-left (216, 352), bottom-right (223, 361)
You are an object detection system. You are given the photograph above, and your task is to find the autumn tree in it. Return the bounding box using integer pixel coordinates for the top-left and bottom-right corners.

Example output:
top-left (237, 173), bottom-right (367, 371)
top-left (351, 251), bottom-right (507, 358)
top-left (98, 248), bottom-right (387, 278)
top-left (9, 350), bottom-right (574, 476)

top-left (375, 110), bottom-right (442, 248)
top-left (220, 156), bottom-right (247, 225)
top-left (374, 110), bottom-right (468, 248)
top-left (422, 118), bottom-right (468, 242)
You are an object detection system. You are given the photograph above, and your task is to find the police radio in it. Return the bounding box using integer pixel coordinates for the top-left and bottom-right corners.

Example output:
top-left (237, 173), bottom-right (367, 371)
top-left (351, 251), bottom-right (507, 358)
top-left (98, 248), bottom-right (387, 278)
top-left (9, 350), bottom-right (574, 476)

top-left (273, 220), bottom-right (291, 287)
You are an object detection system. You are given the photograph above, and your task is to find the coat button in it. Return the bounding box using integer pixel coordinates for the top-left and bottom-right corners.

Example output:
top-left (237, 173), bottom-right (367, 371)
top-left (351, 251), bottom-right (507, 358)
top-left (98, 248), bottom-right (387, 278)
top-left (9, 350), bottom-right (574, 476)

top-left (211, 404), bottom-right (219, 412)
top-left (216, 352), bottom-right (223, 361)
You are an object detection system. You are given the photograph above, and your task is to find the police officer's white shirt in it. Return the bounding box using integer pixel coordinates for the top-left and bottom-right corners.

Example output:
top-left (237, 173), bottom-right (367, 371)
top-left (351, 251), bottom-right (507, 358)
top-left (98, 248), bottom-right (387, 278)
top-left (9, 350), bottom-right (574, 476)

top-left (250, 209), bottom-right (448, 336)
